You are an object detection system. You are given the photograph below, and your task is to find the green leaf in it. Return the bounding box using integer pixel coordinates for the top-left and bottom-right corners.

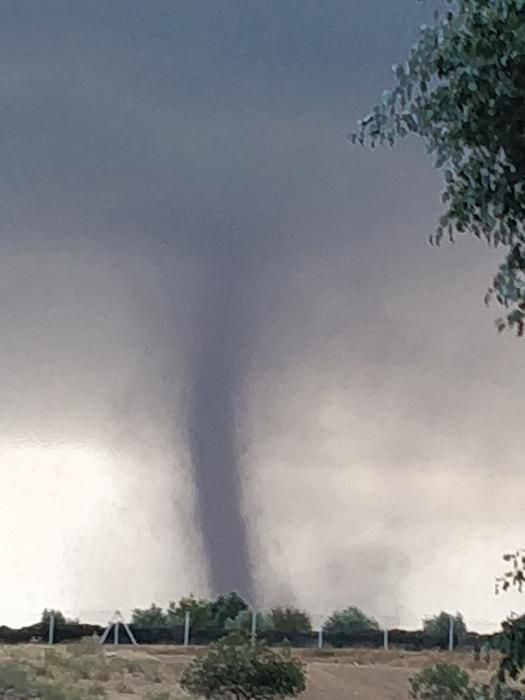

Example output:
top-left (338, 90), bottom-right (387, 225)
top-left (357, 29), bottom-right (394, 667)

top-left (351, 0), bottom-right (525, 335)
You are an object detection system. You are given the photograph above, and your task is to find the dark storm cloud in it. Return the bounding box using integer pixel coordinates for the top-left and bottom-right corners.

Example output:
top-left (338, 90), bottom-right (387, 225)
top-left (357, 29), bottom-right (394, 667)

top-left (1, 0), bottom-right (521, 625)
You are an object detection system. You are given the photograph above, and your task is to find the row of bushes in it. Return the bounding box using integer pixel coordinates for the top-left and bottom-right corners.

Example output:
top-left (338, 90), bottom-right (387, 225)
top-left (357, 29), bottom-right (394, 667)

top-left (128, 594), bottom-right (469, 640)
top-left (0, 602), bottom-right (497, 650)
top-left (0, 623), bottom-right (497, 649)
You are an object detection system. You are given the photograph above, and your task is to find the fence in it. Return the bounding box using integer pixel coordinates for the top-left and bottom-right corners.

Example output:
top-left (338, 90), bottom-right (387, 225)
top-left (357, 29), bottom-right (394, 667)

top-left (0, 610), bottom-right (499, 652)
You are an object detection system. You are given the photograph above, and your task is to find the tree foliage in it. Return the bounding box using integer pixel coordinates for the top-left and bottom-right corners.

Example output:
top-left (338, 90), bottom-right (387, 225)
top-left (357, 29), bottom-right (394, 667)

top-left (423, 612), bottom-right (467, 641)
top-left (209, 592), bottom-right (249, 629)
top-left (267, 607), bottom-right (312, 635)
top-left (495, 551), bottom-right (525, 683)
top-left (323, 606), bottom-right (379, 635)
top-left (496, 549), bottom-right (525, 594)
top-left (41, 609), bottom-right (67, 628)
top-left (408, 663), bottom-right (522, 700)
top-left (352, 0), bottom-right (525, 334)
top-left (131, 592), bottom-right (250, 632)
top-left (180, 635), bottom-right (306, 700)
top-left (224, 607), bottom-right (311, 636)
top-left (409, 663), bottom-right (474, 700)
top-left (225, 610), bottom-right (272, 634)
top-left (131, 603), bottom-right (167, 628)
top-left (497, 614), bottom-right (525, 683)
top-left (167, 595), bottom-right (215, 630)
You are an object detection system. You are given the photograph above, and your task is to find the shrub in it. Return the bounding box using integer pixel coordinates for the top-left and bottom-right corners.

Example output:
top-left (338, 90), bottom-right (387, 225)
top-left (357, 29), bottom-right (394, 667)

top-left (224, 610), bottom-right (272, 634)
top-left (0, 660), bottom-right (76, 700)
top-left (209, 593), bottom-right (249, 629)
top-left (131, 604), bottom-right (167, 628)
top-left (180, 634), bottom-right (306, 700)
top-left (41, 610), bottom-right (67, 627)
top-left (409, 663), bottom-right (474, 700)
top-left (166, 595), bottom-right (215, 631)
top-left (0, 661), bottom-right (32, 693)
top-left (477, 679), bottom-right (524, 700)
top-left (423, 612), bottom-right (467, 645)
top-left (268, 607), bottom-right (312, 635)
top-left (224, 608), bottom-right (311, 637)
top-left (324, 606), bottom-right (379, 635)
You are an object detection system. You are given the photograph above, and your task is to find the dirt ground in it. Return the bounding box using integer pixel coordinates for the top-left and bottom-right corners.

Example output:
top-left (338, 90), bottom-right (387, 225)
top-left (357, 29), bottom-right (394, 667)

top-left (0, 643), bottom-right (499, 700)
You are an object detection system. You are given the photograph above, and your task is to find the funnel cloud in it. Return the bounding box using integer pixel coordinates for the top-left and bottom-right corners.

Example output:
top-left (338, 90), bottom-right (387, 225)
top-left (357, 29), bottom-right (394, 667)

top-left (0, 0), bottom-right (525, 631)
top-left (187, 250), bottom-right (255, 602)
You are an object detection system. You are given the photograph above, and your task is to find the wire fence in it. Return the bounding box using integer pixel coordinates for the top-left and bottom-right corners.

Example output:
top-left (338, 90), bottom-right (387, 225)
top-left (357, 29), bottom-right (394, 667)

top-left (0, 609), bottom-right (502, 652)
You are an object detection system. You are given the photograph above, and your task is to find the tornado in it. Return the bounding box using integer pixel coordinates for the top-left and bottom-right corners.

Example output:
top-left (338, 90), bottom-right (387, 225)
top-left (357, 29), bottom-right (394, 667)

top-left (186, 229), bottom-right (256, 605)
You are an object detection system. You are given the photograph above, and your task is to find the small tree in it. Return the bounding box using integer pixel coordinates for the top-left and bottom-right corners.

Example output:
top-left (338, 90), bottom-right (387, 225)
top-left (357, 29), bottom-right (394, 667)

top-left (166, 594), bottom-right (215, 630)
top-left (423, 612), bottom-right (467, 644)
top-left (210, 592), bottom-right (248, 629)
top-left (268, 607), bottom-right (312, 635)
top-left (324, 606), bottom-right (379, 635)
top-left (131, 603), bottom-right (167, 628)
top-left (409, 663), bottom-right (474, 700)
top-left (224, 610), bottom-right (272, 634)
top-left (41, 609), bottom-right (66, 628)
top-left (180, 634), bottom-right (306, 700)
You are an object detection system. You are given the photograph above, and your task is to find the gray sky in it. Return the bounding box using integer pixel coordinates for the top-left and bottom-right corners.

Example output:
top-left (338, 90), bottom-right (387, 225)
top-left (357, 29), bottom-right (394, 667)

top-left (0, 0), bottom-right (524, 631)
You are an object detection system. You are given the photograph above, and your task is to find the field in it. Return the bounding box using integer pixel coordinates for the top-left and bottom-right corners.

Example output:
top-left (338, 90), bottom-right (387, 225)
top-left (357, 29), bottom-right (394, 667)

top-left (0, 641), bottom-right (499, 700)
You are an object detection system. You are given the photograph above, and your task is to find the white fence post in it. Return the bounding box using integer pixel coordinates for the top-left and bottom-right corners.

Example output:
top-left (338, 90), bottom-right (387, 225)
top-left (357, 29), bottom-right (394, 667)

top-left (251, 609), bottom-right (257, 646)
top-left (318, 620), bottom-right (324, 650)
top-left (448, 616), bottom-right (454, 651)
top-left (48, 612), bottom-right (55, 646)
top-left (184, 610), bottom-right (191, 647)
top-left (383, 628), bottom-right (389, 651)
top-left (114, 621), bottom-right (119, 645)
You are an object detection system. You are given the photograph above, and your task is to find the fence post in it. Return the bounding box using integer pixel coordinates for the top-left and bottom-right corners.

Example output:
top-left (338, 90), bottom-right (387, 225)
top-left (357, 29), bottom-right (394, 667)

top-left (318, 620), bottom-right (324, 650)
top-left (114, 621), bottom-right (119, 646)
top-left (448, 616), bottom-right (454, 651)
top-left (251, 609), bottom-right (257, 646)
top-left (383, 628), bottom-right (389, 651)
top-left (48, 612), bottom-right (55, 646)
top-left (184, 610), bottom-right (191, 647)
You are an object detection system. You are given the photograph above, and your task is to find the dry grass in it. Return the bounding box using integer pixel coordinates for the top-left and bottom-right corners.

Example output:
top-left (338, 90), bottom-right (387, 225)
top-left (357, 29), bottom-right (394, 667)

top-left (0, 641), bottom-right (499, 700)
top-left (0, 639), bottom-right (190, 700)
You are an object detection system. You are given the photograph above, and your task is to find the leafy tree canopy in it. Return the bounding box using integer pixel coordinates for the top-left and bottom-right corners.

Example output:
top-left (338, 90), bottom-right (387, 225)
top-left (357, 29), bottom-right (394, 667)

top-left (267, 607), bottom-right (312, 635)
top-left (409, 663), bottom-right (474, 700)
top-left (167, 594), bottom-right (215, 630)
top-left (224, 607), bottom-right (312, 636)
top-left (323, 606), bottom-right (379, 635)
top-left (495, 551), bottom-right (525, 683)
top-left (225, 610), bottom-right (272, 634)
top-left (131, 603), bottom-right (167, 628)
top-left (352, 0), bottom-right (525, 334)
top-left (41, 609), bottom-right (66, 626)
top-left (209, 592), bottom-right (249, 629)
top-left (496, 549), bottom-right (525, 593)
top-left (180, 634), bottom-right (306, 700)
top-left (40, 609), bottom-right (78, 628)
top-left (131, 593), bottom-right (250, 631)
top-left (423, 611), bottom-right (467, 639)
